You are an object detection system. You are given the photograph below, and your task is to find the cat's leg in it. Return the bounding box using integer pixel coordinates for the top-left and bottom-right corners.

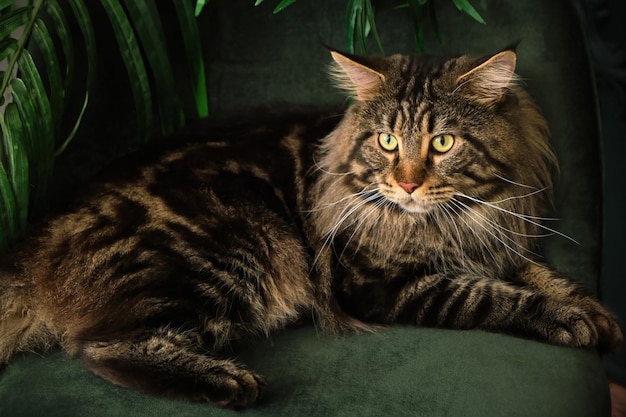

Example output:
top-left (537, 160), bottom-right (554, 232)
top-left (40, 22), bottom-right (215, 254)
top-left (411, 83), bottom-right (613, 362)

top-left (515, 263), bottom-right (622, 352)
top-left (79, 329), bottom-right (264, 408)
top-left (344, 271), bottom-right (621, 351)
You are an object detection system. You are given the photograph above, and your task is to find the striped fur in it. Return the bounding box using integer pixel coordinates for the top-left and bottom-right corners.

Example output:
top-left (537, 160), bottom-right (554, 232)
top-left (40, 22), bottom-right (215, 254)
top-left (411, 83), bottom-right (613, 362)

top-left (0, 50), bottom-right (621, 408)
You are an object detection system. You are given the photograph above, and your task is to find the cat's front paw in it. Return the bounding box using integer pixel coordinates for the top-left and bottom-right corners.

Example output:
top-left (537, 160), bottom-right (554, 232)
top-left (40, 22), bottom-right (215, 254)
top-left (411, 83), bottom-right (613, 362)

top-left (547, 306), bottom-right (597, 347)
top-left (205, 369), bottom-right (265, 409)
top-left (584, 302), bottom-right (623, 353)
top-left (542, 301), bottom-right (622, 353)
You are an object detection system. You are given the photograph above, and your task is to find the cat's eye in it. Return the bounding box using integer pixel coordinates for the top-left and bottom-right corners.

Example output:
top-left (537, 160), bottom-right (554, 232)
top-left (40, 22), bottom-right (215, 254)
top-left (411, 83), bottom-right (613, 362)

top-left (431, 134), bottom-right (455, 153)
top-left (378, 133), bottom-right (398, 151)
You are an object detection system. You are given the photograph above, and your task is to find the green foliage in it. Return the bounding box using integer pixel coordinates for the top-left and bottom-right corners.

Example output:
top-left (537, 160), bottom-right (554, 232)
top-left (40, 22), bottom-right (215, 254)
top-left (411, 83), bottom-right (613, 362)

top-left (256, 0), bottom-right (484, 53)
top-left (0, 0), bottom-right (208, 250)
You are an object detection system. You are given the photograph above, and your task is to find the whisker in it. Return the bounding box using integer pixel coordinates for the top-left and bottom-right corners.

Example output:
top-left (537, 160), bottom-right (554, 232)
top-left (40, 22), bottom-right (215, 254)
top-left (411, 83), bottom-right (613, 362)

top-left (338, 195), bottom-right (387, 261)
top-left (305, 187), bottom-right (379, 213)
top-left (489, 187), bottom-right (550, 205)
top-left (438, 203), bottom-right (465, 268)
top-left (453, 198), bottom-right (554, 240)
top-left (495, 174), bottom-right (540, 190)
top-left (454, 192), bottom-right (578, 244)
top-left (318, 189), bottom-right (385, 266)
top-left (310, 188), bottom-right (377, 269)
top-left (324, 191), bottom-right (383, 239)
top-left (313, 154), bottom-right (355, 177)
top-left (447, 200), bottom-right (499, 264)
top-left (452, 198), bottom-right (544, 258)
top-left (450, 200), bottom-right (543, 267)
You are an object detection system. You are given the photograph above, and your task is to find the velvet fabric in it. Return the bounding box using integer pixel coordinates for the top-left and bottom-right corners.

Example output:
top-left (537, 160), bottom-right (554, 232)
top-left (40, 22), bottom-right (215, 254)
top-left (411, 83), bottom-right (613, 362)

top-left (0, 328), bottom-right (610, 417)
top-left (0, 0), bottom-right (611, 415)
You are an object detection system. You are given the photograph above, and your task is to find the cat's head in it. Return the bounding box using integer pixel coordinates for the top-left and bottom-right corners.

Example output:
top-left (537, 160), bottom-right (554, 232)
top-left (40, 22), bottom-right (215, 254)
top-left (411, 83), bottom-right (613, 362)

top-left (311, 49), bottom-right (559, 268)
top-left (321, 49), bottom-right (555, 216)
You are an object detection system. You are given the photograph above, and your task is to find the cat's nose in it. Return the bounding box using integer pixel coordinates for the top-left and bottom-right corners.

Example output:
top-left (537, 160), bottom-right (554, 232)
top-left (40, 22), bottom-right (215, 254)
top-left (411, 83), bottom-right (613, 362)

top-left (398, 182), bottom-right (419, 194)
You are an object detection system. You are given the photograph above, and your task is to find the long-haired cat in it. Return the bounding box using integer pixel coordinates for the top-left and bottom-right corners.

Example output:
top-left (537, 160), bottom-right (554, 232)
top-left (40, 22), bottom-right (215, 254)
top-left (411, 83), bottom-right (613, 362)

top-left (0, 48), bottom-right (622, 408)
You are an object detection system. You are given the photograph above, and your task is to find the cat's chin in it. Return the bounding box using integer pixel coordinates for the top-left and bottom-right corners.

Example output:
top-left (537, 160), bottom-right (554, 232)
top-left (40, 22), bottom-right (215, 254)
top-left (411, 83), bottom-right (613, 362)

top-left (392, 198), bottom-right (436, 214)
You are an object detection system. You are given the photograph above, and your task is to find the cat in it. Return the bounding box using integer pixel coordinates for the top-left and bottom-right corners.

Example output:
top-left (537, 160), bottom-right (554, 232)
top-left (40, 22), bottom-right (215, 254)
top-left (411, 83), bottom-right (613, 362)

top-left (0, 48), bottom-right (622, 408)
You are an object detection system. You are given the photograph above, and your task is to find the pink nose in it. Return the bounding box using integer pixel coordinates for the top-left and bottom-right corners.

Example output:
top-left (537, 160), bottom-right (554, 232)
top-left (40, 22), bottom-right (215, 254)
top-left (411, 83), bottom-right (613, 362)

top-left (398, 182), bottom-right (419, 194)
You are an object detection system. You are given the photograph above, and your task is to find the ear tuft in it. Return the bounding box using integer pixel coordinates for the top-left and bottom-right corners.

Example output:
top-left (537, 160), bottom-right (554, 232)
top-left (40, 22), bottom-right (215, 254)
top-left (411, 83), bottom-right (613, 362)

top-left (456, 50), bottom-right (517, 104)
top-left (329, 51), bottom-right (385, 101)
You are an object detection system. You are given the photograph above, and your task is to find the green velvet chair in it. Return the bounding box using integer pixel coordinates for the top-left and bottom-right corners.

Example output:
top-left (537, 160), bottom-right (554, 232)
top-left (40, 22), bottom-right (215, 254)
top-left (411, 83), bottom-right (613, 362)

top-left (0, 0), bottom-right (614, 416)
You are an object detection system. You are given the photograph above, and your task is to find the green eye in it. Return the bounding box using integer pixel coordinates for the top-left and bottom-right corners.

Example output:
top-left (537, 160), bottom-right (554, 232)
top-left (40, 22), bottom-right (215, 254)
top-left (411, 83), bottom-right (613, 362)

top-left (431, 134), bottom-right (455, 153)
top-left (378, 133), bottom-right (398, 151)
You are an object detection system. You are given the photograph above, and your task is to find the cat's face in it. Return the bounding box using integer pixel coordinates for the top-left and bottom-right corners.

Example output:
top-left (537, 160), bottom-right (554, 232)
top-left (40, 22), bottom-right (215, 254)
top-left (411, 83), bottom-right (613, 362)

top-left (327, 50), bottom-right (550, 215)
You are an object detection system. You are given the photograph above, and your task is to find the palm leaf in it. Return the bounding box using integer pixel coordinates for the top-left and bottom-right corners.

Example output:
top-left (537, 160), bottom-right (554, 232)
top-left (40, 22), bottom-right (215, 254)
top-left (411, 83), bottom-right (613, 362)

top-left (32, 18), bottom-right (64, 133)
top-left (408, 0), bottom-right (425, 52)
top-left (0, 161), bottom-right (16, 249)
top-left (100, 0), bottom-right (152, 142)
top-left (0, 0), bottom-right (14, 11)
top-left (452, 0), bottom-right (485, 24)
top-left (0, 37), bottom-right (16, 62)
top-left (0, 103), bottom-right (29, 236)
top-left (11, 55), bottom-right (53, 215)
top-left (123, 0), bottom-right (184, 136)
top-left (174, 0), bottom-right (208, 118)
top-left (58, 0), bottom-right (96, 156)
top-left (273, 0), bottom-right (296, 14)
top-left (0, 7), bottom-right (32, 40)
top-left (46, 0), bottom-right (74, 87)
top-left (345, 0), bottom-right (361, 53)
top-left (0, 4), bottom-right (37, 99)
top-left (195, 0), bottom-right (207, 16)
top-left (66, 0), bottom-right (96, 87)
top-left (364, 0), bottom-right (383, 53)
top-left (54, 90), bottom-right (88, 157)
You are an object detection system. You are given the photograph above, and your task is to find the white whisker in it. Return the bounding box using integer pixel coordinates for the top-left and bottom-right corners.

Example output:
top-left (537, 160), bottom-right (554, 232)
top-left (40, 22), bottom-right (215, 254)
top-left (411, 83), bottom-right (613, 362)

top-left (338, 195), bottom-right (387, 262)
top-left (313, 154), bottom-right (355, 177)
top-left (317, 189), bottom-right (385, 268)
top-left (447, 200), bottom-right (498, 264)
top-left (305, 187), bottom-right (379, 213)
top-left (450, 199), bottom-right (543, 267)
top-left (490, 187), bottom-right (550, 205)
top-left (454, 192), bottom-right (578, 244)
top-left (438, 203), bottom-right (466, 269)
top-left (495, 174), bottom-right (540, 190)
top-left (452, 198), bottom-right (544, 258)
top-left (453, 198), bottom-right (554, 241)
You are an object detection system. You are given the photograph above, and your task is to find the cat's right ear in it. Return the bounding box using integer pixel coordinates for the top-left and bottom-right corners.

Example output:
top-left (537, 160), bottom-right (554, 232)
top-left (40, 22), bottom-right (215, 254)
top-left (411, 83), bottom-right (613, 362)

top-left (329, 51), bottom-right (385, 101)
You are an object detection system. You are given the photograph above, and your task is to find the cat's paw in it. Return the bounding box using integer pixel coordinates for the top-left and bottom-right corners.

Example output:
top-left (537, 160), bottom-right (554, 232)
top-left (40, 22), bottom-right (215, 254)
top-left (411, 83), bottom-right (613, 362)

top-left (205, 368), bottom-right (265, 409)
top-left (583, 301), bottom-right (623, 353)
top-left (542, 301), bottom-right (622, 353)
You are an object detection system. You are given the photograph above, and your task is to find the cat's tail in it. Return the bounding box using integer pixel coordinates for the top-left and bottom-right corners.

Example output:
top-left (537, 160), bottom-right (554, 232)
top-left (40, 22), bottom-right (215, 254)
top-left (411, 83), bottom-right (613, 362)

top-left (0, 264), bottom-right (55, 365)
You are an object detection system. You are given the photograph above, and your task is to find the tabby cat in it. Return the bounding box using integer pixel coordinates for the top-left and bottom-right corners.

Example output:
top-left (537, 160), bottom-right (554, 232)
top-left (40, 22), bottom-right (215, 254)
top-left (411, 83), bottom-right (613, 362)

top-left (0, 48), bottom-right (622, 408)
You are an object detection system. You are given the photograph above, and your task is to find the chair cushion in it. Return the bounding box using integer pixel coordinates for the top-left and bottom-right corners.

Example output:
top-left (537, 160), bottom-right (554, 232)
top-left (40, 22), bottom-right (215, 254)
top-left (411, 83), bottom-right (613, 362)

top-left (0, 327), bottom-right (610, 417)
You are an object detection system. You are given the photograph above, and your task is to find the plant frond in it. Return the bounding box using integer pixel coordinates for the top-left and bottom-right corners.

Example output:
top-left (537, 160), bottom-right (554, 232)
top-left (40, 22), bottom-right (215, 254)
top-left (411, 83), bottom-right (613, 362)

top-left (0, 160), bottom-right (17, 249)
top-left (46, 0), bottom-right (74, 85)
top-left (452, 0), bottom-right (485, 25)
top-left (0, 102), bottom-right (28, 235)
top-left (174, 0), bottom-right (208, 118)
top-left (32, 18), bottom-right (64, 132)
top-left (123, 0), bottom-right (184, 136)
top-left (195, 0), bottom-right (207, 16)
top-left (100, 0), bottom-right (152, 142)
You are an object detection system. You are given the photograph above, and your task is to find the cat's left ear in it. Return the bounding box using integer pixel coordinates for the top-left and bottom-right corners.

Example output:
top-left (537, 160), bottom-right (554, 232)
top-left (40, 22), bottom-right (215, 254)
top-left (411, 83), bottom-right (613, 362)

top-left (329, 51), bottom-right (385, 101)
top-left (456, 50), bottom-right (517, 104)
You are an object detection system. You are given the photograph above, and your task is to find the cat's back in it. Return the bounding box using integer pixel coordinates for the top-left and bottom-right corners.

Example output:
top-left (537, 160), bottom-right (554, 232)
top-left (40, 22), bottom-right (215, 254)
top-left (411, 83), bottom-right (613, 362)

top-left (12, 107), bottom-right (341, 346)
top-left (80, 107), bottom-right (342, 195)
